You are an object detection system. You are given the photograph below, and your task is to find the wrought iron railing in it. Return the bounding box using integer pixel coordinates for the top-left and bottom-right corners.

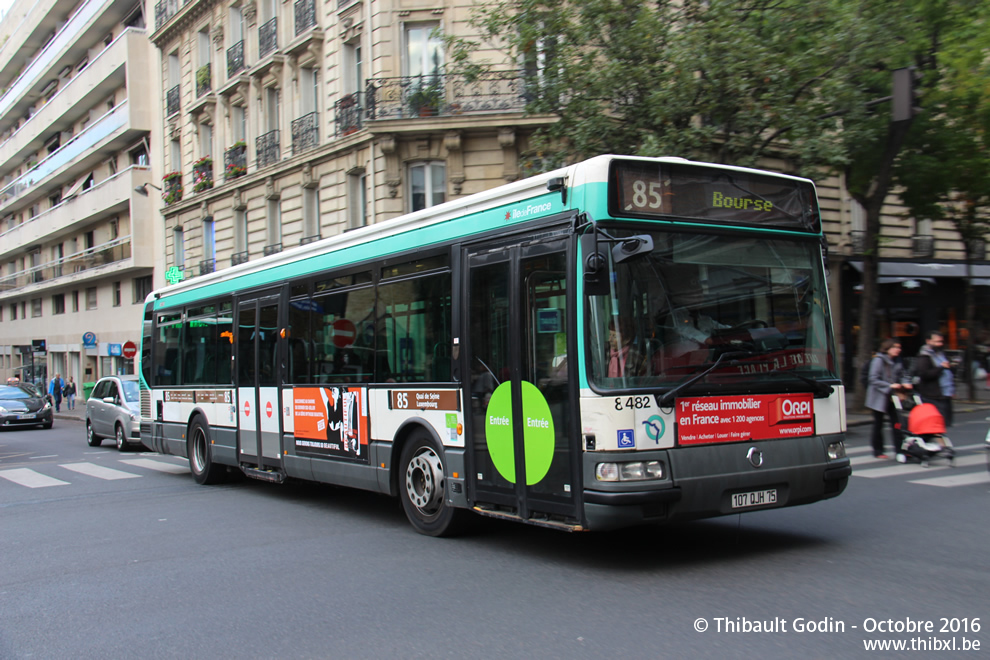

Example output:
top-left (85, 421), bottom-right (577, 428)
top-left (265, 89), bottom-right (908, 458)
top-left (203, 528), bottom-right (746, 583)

top-left (335, 92), bottom-right (363, 136)
top-left (199, 259), bottom-right (216, 275)
top-left (196, 63), bottom-right (212, 97)
top-left (300, 234), bottom-right (321, 245)
top-left (231, 250), bottom-right (250, 266)
top-left (850, 230), bottom-right (867, 255)
top-left (227, 40), bottom-right (245, 77)
top-left (291, 112), bottom-right (318, 155)
top-left (256, 130), bottom-right (280, 168)
top-left (295, 0), bottom-right (316, 35)
top-left (263, 243), bottom-right (283, 256)
top-left (364, 71), bottom-right (525, 120)
top-left (259, 18), bottom-right (278, 58)
top-left (967, 238), bottom-right (986, 261)
top-left (224, 143), bottom-right (247, 180)
top-left (154, 0), bottom-right (180, 30)
top-left (193, 159), bottom-right (214, 192)
top-left (911, 234), bottom-right (934, 258)
top-left (163, 173), bottom-right (183, 205)
top-left (166, 85), bottom-right (180, 116)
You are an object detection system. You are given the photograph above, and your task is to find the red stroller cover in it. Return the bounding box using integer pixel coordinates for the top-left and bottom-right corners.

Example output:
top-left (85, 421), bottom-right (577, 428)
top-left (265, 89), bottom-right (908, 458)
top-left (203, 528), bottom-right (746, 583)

top-left (908, 402), bottom-right (946, 435)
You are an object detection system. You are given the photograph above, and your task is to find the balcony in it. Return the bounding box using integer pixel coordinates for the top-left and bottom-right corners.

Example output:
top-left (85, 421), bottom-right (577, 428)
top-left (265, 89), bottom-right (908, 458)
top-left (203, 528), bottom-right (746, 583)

top-left (227, 40), bottom-right (246, 78)
top-left (291, 112), bottom-right (318, 155)
top-left (0, 0), bottom-right (111, 125)
top-left (0, 236), bottom-right (134, 297)
top-left (196, 63), bottom-right (212, 97)
top-left (259, 18), bottom-right (278, 59)
top-left (199, 258), bottom-right (216, 276)
top-left (912, 234), bottom-right (934, 258)
top-left (256, 130), bottom-right (280, 168)
top-left (850, 230), bottom-right (867, 255)
top-left (334, 93), bottom-right (362, 136)
top-left (155, 0), bottom-right (181, 30)
top-left (224, 142), bottom-right (247, 180)
top-left (193, 157), bottom-right (214, 193)
top-left (263, 243), bottom-right (282, 256)
top-left (0, 30), bottom-right (148, 176)
top-left (166, 84), bottom-right (180, 117)
top-left (300, 234), bottom-right (321, 245)
top-left (0, 166), bottom-right (153, 263)
top-left (231, 250), bottom-right (249, 266)
top-left (365, 71), bottom-right (525, 121)
top-left (0, 100), bottom-right (146, 217)
top-left (162, 172), bottom-right (183, 205)
top-left (295, 0), bottom-right (316, 36)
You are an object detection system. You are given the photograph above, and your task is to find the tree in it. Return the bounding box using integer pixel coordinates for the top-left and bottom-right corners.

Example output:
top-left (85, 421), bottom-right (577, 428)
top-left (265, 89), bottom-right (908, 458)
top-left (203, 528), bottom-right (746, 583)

top-left (449, 0), bottom-right (990, 406)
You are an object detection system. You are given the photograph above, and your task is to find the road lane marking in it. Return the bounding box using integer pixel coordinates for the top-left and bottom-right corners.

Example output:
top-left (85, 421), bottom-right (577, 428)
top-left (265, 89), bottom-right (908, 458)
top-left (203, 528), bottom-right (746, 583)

top-left (60, 462), bottom-right (140, 480)
top-left (119, 458), bottom-right (189, 474)
top-left (909, 471), bottom-right (990, 487)
top-left (0, 468), bottom-right (70, 488)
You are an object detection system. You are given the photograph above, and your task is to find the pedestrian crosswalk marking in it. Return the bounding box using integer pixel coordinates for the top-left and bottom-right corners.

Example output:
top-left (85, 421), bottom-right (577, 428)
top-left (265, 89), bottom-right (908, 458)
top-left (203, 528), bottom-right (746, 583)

top-left (909, 471), bottom-right (990, 488)
top-left (119, 458), bottom-right (189, 474)
top-left (60, 462), bottom-right (141, 480)
top-left (853, 453), bottom-right (985, 478)
top-left (0, 468), bottom-right (70, 488)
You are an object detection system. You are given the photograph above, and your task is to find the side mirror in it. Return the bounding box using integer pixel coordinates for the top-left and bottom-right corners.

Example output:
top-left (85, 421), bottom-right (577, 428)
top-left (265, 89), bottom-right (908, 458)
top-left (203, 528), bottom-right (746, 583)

top-left (612, 235), bottom-right (654, 264)
top-left (580, 233), bottom-right (609, 296)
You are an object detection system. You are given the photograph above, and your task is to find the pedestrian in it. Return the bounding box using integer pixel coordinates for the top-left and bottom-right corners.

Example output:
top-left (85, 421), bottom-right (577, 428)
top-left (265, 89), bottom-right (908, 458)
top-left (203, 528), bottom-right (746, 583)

top-left (914, 331), bottom-right (954, 426)
top-left (48, 372), bottom-right (65, 413)
top-left (866, 338), bottom-right (912, 459)
top-left (63, 377), bottom-right (76, 410)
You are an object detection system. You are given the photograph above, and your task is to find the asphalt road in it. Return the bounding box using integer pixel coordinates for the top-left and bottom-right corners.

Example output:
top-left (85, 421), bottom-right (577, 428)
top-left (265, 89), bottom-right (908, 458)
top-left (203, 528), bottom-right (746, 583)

top-left (1, 413), bottom-right (987, 659)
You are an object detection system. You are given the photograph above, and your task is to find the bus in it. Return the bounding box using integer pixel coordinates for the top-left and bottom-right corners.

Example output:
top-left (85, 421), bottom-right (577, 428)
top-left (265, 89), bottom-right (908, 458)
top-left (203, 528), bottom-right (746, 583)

top-left (139, 155), bottom-right (851, 536)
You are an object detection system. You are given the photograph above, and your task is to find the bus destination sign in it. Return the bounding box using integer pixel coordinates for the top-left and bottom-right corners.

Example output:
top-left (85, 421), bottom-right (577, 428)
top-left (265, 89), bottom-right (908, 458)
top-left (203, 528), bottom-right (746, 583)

top-left (609, 160), bottom-right (820, 232)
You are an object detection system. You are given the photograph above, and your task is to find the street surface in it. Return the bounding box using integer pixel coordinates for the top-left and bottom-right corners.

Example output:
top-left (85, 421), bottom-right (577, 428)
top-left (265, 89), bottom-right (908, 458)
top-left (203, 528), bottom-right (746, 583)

top-left (1, 412), bottom-right (987, 659)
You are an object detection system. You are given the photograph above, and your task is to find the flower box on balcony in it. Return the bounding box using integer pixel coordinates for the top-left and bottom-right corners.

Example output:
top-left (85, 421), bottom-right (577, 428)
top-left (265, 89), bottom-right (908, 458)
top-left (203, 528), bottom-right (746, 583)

top-left (193, 156), bottom-right (214, 192)
top-left (225, 142), bottom-right (247, 180)
top-left (162, 171), bottom-right (183, 205)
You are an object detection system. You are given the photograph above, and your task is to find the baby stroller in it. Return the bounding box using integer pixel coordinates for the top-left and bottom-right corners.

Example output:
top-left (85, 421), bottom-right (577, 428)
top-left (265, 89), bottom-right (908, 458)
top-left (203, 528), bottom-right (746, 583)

top-left (892, 393), bottom-right (955, 467)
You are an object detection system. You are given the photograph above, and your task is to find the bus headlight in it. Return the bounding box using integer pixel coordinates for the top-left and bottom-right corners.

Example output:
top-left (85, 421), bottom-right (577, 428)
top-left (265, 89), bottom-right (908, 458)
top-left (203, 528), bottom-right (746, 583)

top-left (827, 441), bottom-right (846, 460)
top-left (595, 460), bottom-right (665, 482)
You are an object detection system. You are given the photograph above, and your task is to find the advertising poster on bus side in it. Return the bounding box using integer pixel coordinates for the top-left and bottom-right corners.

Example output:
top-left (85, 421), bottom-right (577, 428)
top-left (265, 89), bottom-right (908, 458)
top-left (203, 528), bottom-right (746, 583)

top-left (293, 387), bottom-right (368, 461)
top-left (676, 393), bottom-right (814, 445)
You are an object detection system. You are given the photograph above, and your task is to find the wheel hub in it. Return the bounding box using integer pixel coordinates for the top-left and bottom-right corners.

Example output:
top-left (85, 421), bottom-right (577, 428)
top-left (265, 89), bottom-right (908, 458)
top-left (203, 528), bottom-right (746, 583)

top-left (405, 448), bottom-right (444, 514)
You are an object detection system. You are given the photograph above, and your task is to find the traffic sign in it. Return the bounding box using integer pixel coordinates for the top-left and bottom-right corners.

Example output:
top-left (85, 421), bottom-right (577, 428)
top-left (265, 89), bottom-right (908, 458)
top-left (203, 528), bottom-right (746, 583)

top-left (332, 319), bottom-right (357, 348)
top-left (122, 341), bottom-right (138, 359)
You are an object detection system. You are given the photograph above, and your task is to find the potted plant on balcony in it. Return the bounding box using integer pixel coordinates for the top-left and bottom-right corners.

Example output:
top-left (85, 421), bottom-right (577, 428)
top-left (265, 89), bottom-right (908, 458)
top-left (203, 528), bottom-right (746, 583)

top-left (196, 64), bottom-right (211, 95)
top-left (162, 171), bottom-right (183, 205)
top-left (193, 156), bottom-right (213, 192)
top-left (407, 73), bottom-right (444, 117)
top-left (225, 141), bottom-right (247, 180)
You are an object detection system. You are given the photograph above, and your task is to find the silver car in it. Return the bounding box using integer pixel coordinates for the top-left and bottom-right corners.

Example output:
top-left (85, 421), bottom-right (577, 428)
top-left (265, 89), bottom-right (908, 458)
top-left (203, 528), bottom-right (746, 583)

top-left (86, 375), bottom-right (142, 451)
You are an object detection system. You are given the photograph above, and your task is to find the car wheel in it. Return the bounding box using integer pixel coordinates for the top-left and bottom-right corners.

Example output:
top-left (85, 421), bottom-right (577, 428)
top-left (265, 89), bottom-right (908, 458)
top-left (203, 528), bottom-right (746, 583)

top-left (115, 424), bottom-right (128, 452)
top-left (189, 416), bottom-right (226, 485)
top-left (398, 430), bottom-right (469, 537)
top-left (41, 421), bottom-right (53, 429)
top-left (86, 421), bottom-right (102, 447)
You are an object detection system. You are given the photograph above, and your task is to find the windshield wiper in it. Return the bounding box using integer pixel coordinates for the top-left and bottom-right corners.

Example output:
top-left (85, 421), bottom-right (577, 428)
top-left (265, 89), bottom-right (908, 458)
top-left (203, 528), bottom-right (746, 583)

top-left (765, 368), bottom-right (834, 398)
top-left (656, 350), bottom-right (752, 408)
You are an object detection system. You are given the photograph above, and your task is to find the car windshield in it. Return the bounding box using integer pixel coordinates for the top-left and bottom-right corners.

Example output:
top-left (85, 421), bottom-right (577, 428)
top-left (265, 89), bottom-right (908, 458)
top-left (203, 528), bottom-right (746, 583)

top-left (120, 380), bottom-right (140, 402)
top-left (586, 229), bottom-right (838, 390)
top-left (0, 385), bottom-right (34, 399)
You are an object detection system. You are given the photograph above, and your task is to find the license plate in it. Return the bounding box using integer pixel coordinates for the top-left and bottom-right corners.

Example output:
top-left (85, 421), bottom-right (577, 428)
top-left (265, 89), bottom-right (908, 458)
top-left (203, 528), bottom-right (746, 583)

top-left (731, 488), bottom-right (777, 509)
top-left (16, 414), bottom-right (35, 420)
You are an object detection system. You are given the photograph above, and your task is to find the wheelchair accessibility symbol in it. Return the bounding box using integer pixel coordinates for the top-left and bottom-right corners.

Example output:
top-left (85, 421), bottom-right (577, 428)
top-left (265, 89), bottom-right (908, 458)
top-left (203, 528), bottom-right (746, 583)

top-left (642, 415), bottom-right (666, 443)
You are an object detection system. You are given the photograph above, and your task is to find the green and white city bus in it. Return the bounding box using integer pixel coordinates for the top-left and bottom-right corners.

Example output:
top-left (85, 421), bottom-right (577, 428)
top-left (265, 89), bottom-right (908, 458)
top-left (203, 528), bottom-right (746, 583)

top-left (140, 155), bottom-right (851, 535)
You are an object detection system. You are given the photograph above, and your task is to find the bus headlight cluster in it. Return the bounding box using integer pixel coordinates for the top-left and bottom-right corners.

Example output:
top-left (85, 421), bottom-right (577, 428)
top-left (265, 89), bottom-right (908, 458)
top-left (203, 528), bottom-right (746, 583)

top-left (595, 460), bottom-right (665, 482)
top-left (827, 441), bottom-right (846, 460)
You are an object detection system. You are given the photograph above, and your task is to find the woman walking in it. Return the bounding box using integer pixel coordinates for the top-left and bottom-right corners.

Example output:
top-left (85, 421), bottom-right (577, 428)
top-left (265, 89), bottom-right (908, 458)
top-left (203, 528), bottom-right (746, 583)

top-left (866, 338), bottom-right (912, 458)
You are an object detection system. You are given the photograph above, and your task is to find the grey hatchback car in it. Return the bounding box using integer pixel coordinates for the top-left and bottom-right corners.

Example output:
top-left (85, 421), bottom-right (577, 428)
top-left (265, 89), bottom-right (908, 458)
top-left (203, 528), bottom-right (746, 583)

top-left (86, 375), bottom-right (142, 450)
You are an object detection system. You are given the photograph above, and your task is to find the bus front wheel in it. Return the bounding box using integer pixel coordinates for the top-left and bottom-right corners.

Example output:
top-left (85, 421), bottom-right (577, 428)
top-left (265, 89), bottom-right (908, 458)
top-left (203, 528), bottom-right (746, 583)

top-left (189, 417), bottom-right (226, 485)
top-left (399, 432), bottom-right (467, 537)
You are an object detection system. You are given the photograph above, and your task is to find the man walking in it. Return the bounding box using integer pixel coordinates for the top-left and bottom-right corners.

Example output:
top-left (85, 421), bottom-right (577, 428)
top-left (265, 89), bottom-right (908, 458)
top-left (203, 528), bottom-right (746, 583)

top-left (915, 331), bottom-right (954, 426)
top-left (48, 372), bottom-right (65, 413)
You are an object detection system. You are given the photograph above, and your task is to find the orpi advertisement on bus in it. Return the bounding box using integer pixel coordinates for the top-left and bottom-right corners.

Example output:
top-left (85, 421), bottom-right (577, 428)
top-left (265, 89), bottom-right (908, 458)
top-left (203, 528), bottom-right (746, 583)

top-left (676, 393), bottom-right (814, 445)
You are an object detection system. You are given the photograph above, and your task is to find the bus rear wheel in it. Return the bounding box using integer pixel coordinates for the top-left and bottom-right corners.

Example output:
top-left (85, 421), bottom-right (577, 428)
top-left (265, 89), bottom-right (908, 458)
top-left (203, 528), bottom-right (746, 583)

top-left (399, 432), bottom-right (467, 537)
top-left (189, 417), bottom-right (226, 485)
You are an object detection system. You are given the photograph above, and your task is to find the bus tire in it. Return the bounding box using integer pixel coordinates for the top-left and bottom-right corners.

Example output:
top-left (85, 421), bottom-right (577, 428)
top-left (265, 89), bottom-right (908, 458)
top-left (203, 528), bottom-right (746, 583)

top-left (398, 431), bottom-right (467, 537)
top-left (189, 416), bottom-right (226, 485)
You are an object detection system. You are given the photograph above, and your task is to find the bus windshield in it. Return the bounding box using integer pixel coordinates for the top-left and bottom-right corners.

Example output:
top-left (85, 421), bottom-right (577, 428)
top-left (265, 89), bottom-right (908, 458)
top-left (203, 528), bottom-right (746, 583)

top-left (587, 229), bottom-right (838, 390)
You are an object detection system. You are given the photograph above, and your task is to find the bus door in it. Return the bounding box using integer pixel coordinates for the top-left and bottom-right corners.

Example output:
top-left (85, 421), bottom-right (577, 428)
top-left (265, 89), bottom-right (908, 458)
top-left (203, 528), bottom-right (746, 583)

top-left (465, 238), bottom-right (578, 524)
top-left (235, 290), bottom-right (284, 469)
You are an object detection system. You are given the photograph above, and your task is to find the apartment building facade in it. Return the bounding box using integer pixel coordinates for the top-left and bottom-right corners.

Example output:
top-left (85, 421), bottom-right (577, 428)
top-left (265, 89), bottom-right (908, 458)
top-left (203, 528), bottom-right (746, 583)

top-left (0, 0), bottom-right (158, 390)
